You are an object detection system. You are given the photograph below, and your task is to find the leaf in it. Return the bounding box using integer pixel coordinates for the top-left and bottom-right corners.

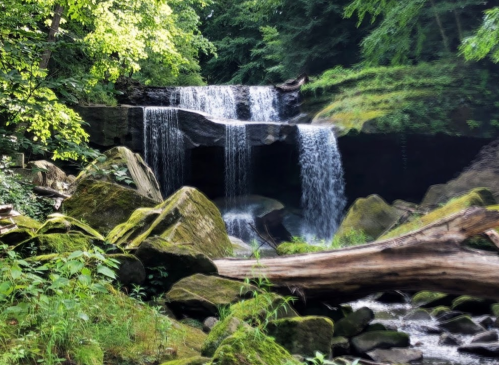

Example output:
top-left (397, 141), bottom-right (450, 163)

top-left (78, 274), bottom-right (92, 286)
top-left (66, 260), bottom-right (85, 275)
top-left (97, 265), bottom-right (116, 279)
top-left (68, 251), bottom-right (84, 260)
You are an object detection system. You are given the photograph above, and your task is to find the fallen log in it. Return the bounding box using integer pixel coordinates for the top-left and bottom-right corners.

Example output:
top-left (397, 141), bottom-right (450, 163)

top-left (275, 74), bottom-right (309, 92)
top-left (215, 207), bottom-right (499, 302)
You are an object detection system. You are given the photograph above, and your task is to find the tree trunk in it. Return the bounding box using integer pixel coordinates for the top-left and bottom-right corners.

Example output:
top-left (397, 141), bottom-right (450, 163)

top-left (215, 207), bottom-right (499, 302)
top-left (429, 0), bottom-right (450, 53)
top-left (454, 10), bottom-right (463, 42)
top-left (39, 4), bottom-right (64, 70)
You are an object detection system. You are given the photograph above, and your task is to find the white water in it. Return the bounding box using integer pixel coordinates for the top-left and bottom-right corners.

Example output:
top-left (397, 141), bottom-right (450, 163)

top-left (297, 125), bottom-right (346, 240)
top-left (143, 107), bottom-right (184, 196)
top-left (223, 211), bottom-right (257, 244)
top-left (169, 86), bottom-right (238, 119)
top-left (249, 86), bottom-right (280, 122)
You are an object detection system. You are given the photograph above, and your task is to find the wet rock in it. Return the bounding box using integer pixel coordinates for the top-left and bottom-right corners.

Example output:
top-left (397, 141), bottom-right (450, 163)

top-left (203, 317), bottom-right (219, 333)
top-left (365, 323), bottom-right (387, 332)
top-left (439, 333), bottom-right (461, 346)
top-left (436, 310), bottom-right (466, 322)
top-left (479, 316), bottom-right (495, 329)
top-left (109, 254), bottom-right (146, 286)
top-left (266, 316), bottom-right (334, 357)
top-left (412, 291), bottom-right (454, 308)
top-left (351, 331), bottom-right (410, 354)
top-left (439, 315), bottom-right (485, 335)
top-left (331, 337), bottom-right (350, 357)
top-left (367, 348), bottom-right (423, 363)
top-left (335, 307), bottom-right (374, 338)
top-left (419, 325), bottom-right (442, 335)
top-left (458, 342), bottom-right (499, 356)
top-left (471, 331), bottom-right (499, 343)
top-left (230, 236), bottom-right (253, 257)
top-left (300, 303), bottom-right (353, 323)
top-left (452, 296), bottom-right (495, 316)
top-left (201, 316), bottom-right (248, 357)
top-left (404, 309), bottom-right (432, 321)
top-left (374, 291), bottom-right (408, 304)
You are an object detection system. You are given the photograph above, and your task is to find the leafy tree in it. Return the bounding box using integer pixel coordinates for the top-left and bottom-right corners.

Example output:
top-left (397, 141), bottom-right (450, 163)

top-left (461, 7), bottom-right (499, 63)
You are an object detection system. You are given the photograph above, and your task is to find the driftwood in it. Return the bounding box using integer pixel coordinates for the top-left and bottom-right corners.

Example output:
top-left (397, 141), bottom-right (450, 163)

top-left (215, 207), bottom-right (499, 301)
top-left (275, 74), bottom-right (309, 92)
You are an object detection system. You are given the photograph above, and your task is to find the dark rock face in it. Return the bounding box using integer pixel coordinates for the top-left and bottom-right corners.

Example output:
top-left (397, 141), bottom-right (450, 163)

top-left (471, 331), bottom-right (499, 344)
top-left (439, 315), bottom-right (485, 335)
top-left (351, 331), bottom-right (410, 354)
top-left (335, 307), bottom-right (374, 338)
top-left (459, 342), bottom-right (499, 356)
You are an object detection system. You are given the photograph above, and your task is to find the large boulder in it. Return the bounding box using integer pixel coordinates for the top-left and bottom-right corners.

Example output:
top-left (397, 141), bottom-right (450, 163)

top-left (166, 274), bottom-right (255, 317)
top-left (439, 315), bottom-right (485, 335)
top-left (381, 187), bottom-right (495, 239)
top-left (75, 146), bottom-right (163, 202)
top-left (334, 307), bottom-right (374, 338)
top-left (63, 180), bottom-right (157, 235)
top-left (351, 331), bottom-right (410, 354)
top-left (367, 348), bottom-right (423, 363)
top-left (27, 160), bottom-right (73, 191)
top-left (335, 195), bottom-right (401, 242)
top-left (107, 187), bottom-right (233, 258)
top-left (37, 214), bottom-right (104, 241)
top-left (266, 316), bottom-right (334, 357)
top-left (202, 316), bottom-right (249, 357)
top-left (459, 342), bottom-right (499, 356)
top-left (136, 237), bottom-right (217, 290)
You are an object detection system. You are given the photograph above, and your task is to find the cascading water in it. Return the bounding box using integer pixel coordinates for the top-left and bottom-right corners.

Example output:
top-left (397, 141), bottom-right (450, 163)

top-left (298, 124), bottom-right (346, 240)
top-left (249, 86), bottom-right (280, 122)
top-left (169, 86), bottom-right (238, 119)
top-left (143, 107), bottom-right (185, 196)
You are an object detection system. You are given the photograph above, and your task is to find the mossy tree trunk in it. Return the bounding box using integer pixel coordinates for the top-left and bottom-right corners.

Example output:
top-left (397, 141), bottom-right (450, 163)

top-left (215, 207), bottom-right (499, 303)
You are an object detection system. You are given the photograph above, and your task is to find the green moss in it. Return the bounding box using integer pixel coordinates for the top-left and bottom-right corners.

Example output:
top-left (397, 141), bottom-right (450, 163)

top-left (412, 291), bottom-right (448, 307)
top-left (276, 242), bottom-right (324, 255)
top-left (334, 307), bottom-right (374, 338)
top-left (492, 303), bottom-right (499, 317)
top-left (30, 233), bottom-right (92, 253)
top-left (73, 342), bottom-right (104, 365)
top-left (335, 195), bottom-right (399, 242)
top-left (161, 357), bottom-right (211, 365)
top-left (202, 316), bottom-right (247, 357)
top-left (63, 179), bottom-right (157, 235)
top-left (107, 187), bottom-right (233, 258)
top-left (381, 188), bottom-right (495, 239)
top-left (0, 215), bottom-right (42, 231)
top-left (430, 306), bottom-right (451, 317)
top-left (209, 327), bottom-right (301, 365)
top-left (229, 294), bottom-right (298, 324)
top-left (37, 213), bottom-right (105, 240)
top-left (351, 331), bottom-right (410, 353)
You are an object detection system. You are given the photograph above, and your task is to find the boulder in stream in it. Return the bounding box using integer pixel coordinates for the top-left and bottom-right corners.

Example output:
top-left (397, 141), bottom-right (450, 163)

top-left (458, 342), bottom-right (499, 356)
top-left (367, 348), bottom-right (423, 363)
top-left (334, 307), bottom-right (374, 338)
top-left (439, 315), bottom-right (485, 335)
top-left (351, 330), bottom-right (410, 354)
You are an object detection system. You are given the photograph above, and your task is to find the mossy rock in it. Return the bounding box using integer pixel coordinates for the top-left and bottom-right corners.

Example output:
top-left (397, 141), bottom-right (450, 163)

top-left (202, 316), bottom-right (248, 357)
top-left (331, 336), bottom-right (350, 357)
top-left (302, 303), bottom-right (353, 323)
top-left (452, 296), bottom-right (495, 316)
top-left (0, 215), bottom-right (42, 231)
top-left (64, 179), bottom-right (157, 235)
top-left (491, 303), bottom-right (499, 317)
top-left (266, 316), bottom-right (334, 357)
top-left (412, 291), bottom-right (451, 308)
top-left (431, 306), bottom-right (451, 318)
top-left (0, 228), bottom-right (34, 245)
top-left (334, 307), bottom-right (374, 338)
top-left (17, 233), bottom-right (93, 254)
top-left (75, 146), bottom-right (163, 202)
top-left (170, 319), bottom-right (208, 359)
top-left (229, 294), bottom-right (298, 324)
top-left (107, 187), bottom-right (232, 258)
top-left (37, 213), bottom-right (104, 240)
top-left (404, 309), bottom-right (432, 321)
top-left (381, 188), bottom-right (495, 239)
top-left (108, 253), bottom-right (146, 286)
top-left (72, 342), bottom-right (104, 365)
top-left (335, 195), bottom-right (400, 242)
top-left (209, 327), bottom-right (301, 365)
top-left (166, 274), bottom-right (256, 318)
top-left (277, 242), bottom-right (324, 255)
top-left (135, 237), bottom-right (217, 291)
top-left (351, 331), bottom-right (410, 354)
top-left (439, 315), bottom-right (485, 334)
top-left (365, 323), bottom-right (387, 332)
top-left (161, 357), bottom-right (211, 365)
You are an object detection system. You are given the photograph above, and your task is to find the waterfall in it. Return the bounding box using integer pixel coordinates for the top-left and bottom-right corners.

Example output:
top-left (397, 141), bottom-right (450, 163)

top-left (170, 86), bottom-right (238, 119)
top-left (143, 107), bottom-right (185, 196)
top-left (249, 86), bottom-right (280, 122)
top-left (298, 125), bottom-right (346, 240)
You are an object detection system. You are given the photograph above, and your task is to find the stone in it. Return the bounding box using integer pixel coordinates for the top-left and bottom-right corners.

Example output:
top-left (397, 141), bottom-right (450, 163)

top-left (458, 342), bottom-right (499, 356)
top-left (439, 333), bottom-right (461, 346)
top-left (277, 242), bottom-right (324, 255)
top-left (335, 195), bottom-right (401, 242)
top-left (20, 233), bottom-right (93, 254)
top-left (266, 316), bottom-right (335, 357)
top-left (229, 294), bottom-right (299, 323)
top-left (107, 187), bottom-right (233, 258)
top-left (351, 331), bottom-right (410, 354)
top-left (439, 315), bottom-right (485, 335)
top-left (165, 274), bottom-right (256, 318)
top-left (331, 337), bottom-right (350, 357)
top-left (108, 254), bottom-right (146, 286)
top-left (412, 291), bottom-right (453, 308)
top-left (37, 213), bottom-right (104, 241)
top-left (480, 316), bottom-right (495, 329)
top-left (301, 303), bottom-right (353, 323)
top-left (208, 327), bottom-right (301, 365)
top-left (203, 317), bottom-right (219, 333)
top-left (404, 309), bottom-right (432, 321)
top-left (0, 215), bottom-right (42, 231)
top-left (230, 236), bottom-right (253, 258)
top-left (160, 357), bottom-right (211, 365)
top-left (64, 179), bottom-right (157, 235)
top-left (202, 316), bottom-right (248, 357)
top-left (452, 296), bottom-right (495, 316)
top-left (365, 323), bottom-right (387, 332)
top-left (28, 160), bottom-right (72, 190)
top-left (135, 237), bottom-right (217, 290)
top-left (334, 307), bottom-right (374, 338)
top-left (75, 146), bottom-right (163, 202)
top-left (436, 311), bottom-right (465, 322)
top-left (0, 228), bottom-right (34, 245)
top-left (374, 291), bottom-right (408, 304)
top-left (367, 348), bottom-right (423, 363)
top-left (471, 330), bottom-right (499, 343)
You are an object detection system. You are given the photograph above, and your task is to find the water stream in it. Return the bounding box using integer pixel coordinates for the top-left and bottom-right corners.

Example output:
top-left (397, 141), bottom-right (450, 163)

top-left (170, 86), bottom-right (238, 119)
top-left (249, 86), bottom-right (280, 122)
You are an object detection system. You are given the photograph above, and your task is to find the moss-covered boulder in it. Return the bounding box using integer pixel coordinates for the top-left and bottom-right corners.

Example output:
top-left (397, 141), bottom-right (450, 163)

top-left (161, 357), bottom-right (211, 365)
top-left (404, 309), bottom-right (432, 321)
top-left (37, 213), bottom-right (104, 240)
top-left (166, 274), bottom-right (255, 317)
top-left (75, 146), bottom-right (163, 202)
top-left (108, 254), bottom-right (146, 286)
top-left (334, 307), bottom-right (374, 338)
top-left (331, 336), bottom-right (350, 357)
top-left (202, 316), bottom-right (249, 357)
top-left (64, 179), bottom-right (157, 235)
top-left (335, 195), bottom-right (401, 242)
top-left (439, 315), bottom-right (485, 335)
top-left (0, 215), bottom-right (42, 231)
top-left (136, 237), bottom-right (217, 290)
top-left (451, 296), bottom-right (495, 316)
top-left (381, 188), bottom-right (495, 239)
top-left (28, 160), bottom-right (73, 190)
top-left (107, 187), bottom-right (232, 258)
top-left (18, 233), bottom-right (93, 254)
top-left (209, 327), bottom-right (301, 365)
top-left (229, 294), bottom-right (298, 323)
top-left (277, 242), bottom-right (324, 255)
top-left (412, 291), bottom-right (452, 308)
top-left (266, 316), bottom-right (334, 357)
top-left (351, 331), bottom-right (410, 354)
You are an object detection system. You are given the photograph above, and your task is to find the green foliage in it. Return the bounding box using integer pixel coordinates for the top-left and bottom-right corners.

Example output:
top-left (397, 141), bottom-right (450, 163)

top-left (87, 155), bottom-right (136, 186)
top-left (304, 351), bottom-right (360, 365)
top-left (461, 7), bottom-right (499, 63)
top-left (0, 157), bottom-right (53, 221)
top-left (331, 229), bottom-right (369, 249)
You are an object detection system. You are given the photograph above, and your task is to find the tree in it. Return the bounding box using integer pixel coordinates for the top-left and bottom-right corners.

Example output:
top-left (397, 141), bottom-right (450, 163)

top-left (461, 7), bottom-right (499, 63)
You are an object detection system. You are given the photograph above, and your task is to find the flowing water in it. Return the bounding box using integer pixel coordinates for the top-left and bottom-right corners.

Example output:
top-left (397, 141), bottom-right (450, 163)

top-left (169, 86), bottom-right (238, 119)
top-left (297, 125), bottom-right (346, 240)
top-left (249, 86), bottom-right (280, 122)
top-left (349, 298), bottom-right (497, 365)
top-left (143, 107), bottom-right (185, 196)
